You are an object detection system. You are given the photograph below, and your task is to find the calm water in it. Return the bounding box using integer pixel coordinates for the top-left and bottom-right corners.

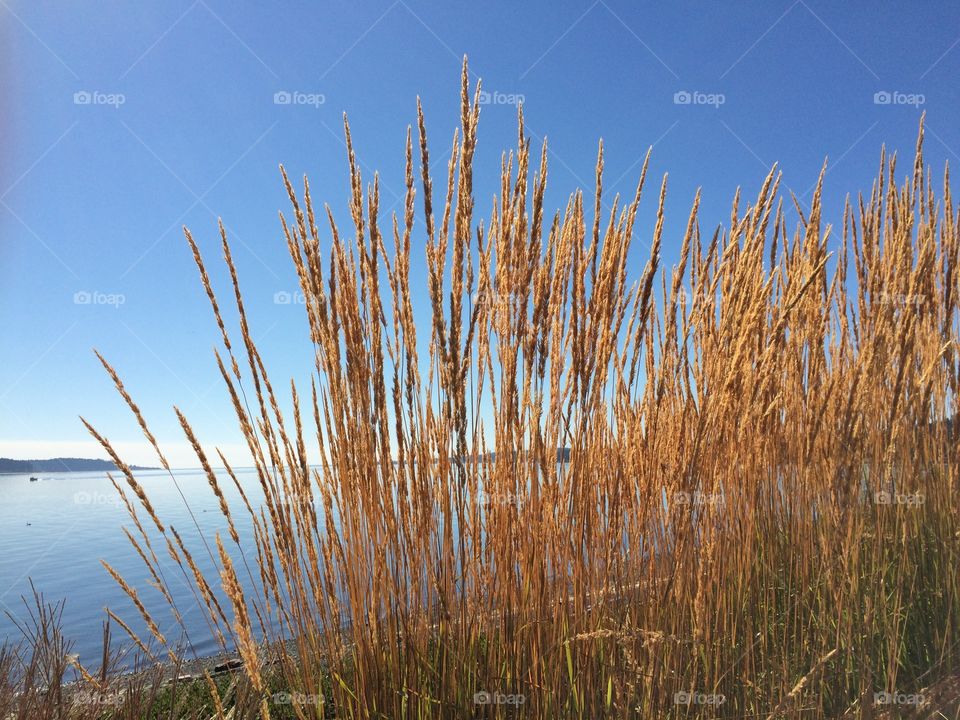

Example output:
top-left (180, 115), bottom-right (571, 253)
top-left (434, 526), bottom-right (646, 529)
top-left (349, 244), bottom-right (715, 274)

top-left (0, 468), bottom-right (270, 668)
top-left (0, 465), bottom-right (553, 669)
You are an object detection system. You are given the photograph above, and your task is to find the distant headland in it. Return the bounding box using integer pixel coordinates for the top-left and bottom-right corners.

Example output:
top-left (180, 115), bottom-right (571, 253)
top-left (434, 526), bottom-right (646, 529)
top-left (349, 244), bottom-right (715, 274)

top-left (0, 457), bottom-right (159, 473)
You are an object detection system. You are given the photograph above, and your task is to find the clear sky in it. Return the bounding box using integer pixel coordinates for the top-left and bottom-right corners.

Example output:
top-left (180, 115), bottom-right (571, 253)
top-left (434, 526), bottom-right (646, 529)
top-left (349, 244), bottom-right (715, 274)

top-left (2, 1), bottom-right (958, 467)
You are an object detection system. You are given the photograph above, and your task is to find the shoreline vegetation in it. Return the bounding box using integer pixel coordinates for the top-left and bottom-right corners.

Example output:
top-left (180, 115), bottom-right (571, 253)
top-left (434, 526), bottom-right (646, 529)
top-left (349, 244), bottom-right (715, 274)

top-left (3, 59), bottom-right (960, 718)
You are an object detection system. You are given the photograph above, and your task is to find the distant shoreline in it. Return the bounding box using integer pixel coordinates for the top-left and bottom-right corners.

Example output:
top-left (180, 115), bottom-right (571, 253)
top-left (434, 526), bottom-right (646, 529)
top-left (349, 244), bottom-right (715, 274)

top-left (0, 457), bottom-right (160, 473)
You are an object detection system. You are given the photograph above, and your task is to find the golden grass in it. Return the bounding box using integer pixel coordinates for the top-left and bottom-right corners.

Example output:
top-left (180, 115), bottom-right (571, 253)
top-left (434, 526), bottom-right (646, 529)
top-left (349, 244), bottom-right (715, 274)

top-left (7, 58), bottom-right (957, 718)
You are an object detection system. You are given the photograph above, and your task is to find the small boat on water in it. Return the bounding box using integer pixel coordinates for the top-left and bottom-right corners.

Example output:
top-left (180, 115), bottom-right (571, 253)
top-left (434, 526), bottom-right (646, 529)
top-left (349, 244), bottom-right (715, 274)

top-left (29, 476), bottom-right (39, 482)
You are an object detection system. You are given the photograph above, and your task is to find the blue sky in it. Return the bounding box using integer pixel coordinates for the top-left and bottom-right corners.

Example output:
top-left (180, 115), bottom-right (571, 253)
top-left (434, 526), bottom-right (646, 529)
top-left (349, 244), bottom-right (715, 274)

top-left (1, 1), bottom-right (958, 466)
